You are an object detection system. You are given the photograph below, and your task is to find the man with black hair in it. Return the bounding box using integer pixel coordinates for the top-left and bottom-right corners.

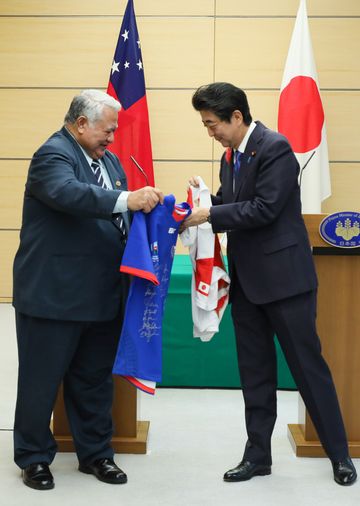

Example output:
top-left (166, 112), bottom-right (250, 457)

top-left (182, 82), bottom-right (356, 486)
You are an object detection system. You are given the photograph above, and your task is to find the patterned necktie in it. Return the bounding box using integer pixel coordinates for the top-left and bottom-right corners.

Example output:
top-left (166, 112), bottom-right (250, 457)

top-left (114, 214), bottom-right (127, 239)
top-left (234, 151), bottom-right (242, 174)
top-left (91, 159), bottom-right (107, 189)
top-left (91, 159), bottom-right (127, 239)
top-left (233, 151), bottom-right (242, 192)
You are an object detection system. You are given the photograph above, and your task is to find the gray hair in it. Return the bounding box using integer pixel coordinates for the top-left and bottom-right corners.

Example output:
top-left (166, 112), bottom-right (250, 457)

top-left (64, 89), bottom-right (121, 124)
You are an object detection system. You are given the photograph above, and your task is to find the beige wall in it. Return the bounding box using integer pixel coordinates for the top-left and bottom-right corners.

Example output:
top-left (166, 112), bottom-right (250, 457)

top-left (1, 0), bottom-right (359, 301)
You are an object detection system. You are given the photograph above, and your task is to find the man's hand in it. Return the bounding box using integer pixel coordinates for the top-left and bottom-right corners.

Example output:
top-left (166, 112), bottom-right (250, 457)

top-left (181, 207), bottom-right (210, 230)
top-left (127, 186), bottom-right (164, 213)
top-left (188, 176), bottom-right (200, 188)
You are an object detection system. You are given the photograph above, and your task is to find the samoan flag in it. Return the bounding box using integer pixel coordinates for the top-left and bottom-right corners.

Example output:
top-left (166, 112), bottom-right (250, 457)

top-left (107, 0), bottom-right (154, 190)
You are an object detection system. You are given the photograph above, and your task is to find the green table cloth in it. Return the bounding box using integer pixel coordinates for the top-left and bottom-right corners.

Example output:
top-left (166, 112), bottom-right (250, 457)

top-left (160, 256), bottom-right (296, 389)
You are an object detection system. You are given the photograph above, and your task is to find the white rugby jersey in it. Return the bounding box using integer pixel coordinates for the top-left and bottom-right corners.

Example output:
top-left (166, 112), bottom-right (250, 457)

top-left (181, 177), bottom-right (230, 341)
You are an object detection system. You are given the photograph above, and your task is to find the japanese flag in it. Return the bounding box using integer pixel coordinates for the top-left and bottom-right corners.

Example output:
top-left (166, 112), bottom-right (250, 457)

top-left (278, 0), bottom-right (331, 213)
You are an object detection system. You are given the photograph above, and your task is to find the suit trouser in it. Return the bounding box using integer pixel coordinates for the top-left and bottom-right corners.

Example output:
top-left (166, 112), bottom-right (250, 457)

top-left (230, 279), bottom-right (349, 465)
top-left (13, 311), bottom-right (124, 469)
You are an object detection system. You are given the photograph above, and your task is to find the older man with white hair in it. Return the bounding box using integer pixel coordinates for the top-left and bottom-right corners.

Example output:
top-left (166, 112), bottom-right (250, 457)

top-left (12, 89), bottom-right (163, 490)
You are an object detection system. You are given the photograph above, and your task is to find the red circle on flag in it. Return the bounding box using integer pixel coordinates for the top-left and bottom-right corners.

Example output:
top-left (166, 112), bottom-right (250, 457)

top-left (278, 76), bottom-right (324, 153)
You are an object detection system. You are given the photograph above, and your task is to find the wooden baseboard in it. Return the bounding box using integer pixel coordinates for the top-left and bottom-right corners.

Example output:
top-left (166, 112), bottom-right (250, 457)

top-left (54, 421), bottom-right (150, 455)
top-left (288, 424), bottom-right (360, 458)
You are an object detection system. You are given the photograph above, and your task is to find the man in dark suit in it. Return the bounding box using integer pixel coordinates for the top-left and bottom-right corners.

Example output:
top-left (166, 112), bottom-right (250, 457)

top-left (182, 82), bottom-right (356, 486)
top-left (13, 89), bottom-right (163, 490)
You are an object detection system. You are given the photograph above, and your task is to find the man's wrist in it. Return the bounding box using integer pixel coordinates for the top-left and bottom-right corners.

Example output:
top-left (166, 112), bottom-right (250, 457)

top-left (113, 191), bottom-right (130, 214)
top-left (206, 208), bottom-right (212, 224)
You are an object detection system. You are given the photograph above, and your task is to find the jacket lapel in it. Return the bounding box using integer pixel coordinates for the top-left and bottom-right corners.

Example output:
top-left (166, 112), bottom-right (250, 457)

top-left (102, 153), bottom-right (127, 192)
top-left (103, 152), bottom-right (131, 232)
top-left (233, 122), bottom-right (264, 201)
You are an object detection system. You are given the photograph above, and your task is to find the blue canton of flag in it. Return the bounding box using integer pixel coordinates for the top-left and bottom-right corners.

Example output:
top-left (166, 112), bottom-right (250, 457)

top-left (109, 0), bottom-right (145, 109)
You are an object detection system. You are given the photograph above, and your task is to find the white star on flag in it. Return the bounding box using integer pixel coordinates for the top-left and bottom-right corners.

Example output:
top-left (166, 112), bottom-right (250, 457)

top-left (136, 59), bottom-right (143, 70)
top-left (121, 29), bottom-right (129, 41)
top-left (124, 61), bottom-right (130, 69)
top-left (137, 39), bottom-right (141, 48)
top-left (111, 61), bottom-right (120, 74)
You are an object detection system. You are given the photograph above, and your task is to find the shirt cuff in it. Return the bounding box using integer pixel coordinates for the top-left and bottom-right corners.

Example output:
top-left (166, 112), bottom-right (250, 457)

top-left (113, 191), bottom-right (130, 213)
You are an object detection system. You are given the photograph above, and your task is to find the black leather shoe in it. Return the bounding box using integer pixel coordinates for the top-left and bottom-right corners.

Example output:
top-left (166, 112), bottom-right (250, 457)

top-left (79, 458), bottom-right (127, 484)
top-left (224, 460), bottom-right (271, 482)
top-left (22, 463), bottom-right (54, 490)
top-left (332, 457), bottom-right (357, 486)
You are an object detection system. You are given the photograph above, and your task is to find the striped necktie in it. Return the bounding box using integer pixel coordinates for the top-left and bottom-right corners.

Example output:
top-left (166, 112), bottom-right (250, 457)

top-left (114, 214), bottom-right (127, 240)
top-left (91, 159), bottom-right (107, 188)
top-left (91, 159), bottom-right (127, 239)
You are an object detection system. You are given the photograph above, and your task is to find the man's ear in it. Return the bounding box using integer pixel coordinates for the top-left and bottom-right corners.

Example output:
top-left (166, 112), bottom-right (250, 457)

top-left (76, 115), bottom-right (88, 133)
top-left (232, 110), bottom-right (243, 124)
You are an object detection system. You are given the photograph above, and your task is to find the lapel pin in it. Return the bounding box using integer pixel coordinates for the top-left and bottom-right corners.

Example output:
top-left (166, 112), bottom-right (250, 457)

top-left (247, 151), bottom-right (257, 164)
top-left (115, 180), bottom-right (121, 187)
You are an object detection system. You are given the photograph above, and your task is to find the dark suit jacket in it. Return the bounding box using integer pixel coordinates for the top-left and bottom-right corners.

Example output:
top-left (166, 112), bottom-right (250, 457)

top-left (13, 127), bottom-right (129, 321)
top-left (210, 121), bottom-right (317, 305)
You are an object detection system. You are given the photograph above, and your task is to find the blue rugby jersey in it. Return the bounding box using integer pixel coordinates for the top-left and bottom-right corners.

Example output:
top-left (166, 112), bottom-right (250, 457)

top-left (112, 195), bottom-right (191, 394)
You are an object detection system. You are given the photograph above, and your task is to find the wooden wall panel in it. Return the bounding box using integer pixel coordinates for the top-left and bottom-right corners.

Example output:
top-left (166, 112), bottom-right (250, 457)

top-left (147, 90), bottom-right (213, 161)
top-left (2, 89), bottom-right (360, 162)
top-left (0, 232), bottom-right (19, 302)
top-left (215, 19), bottom-right (292, 88)
top-left (0, 161), bottom-right (27, 229)
top-left (0, 89), bottom-right (214, 160)
top-left (0, 18), bottom-right (116, 88)
top-left (322, 92), bottom-right (360, 161)
top-left (0, 0), bottom-right (214, 16)
top-left (322, 164), bottom-right (360, 214)
top-left (3, 9), bottom-right (357, 89)
top-left (311, 19), bottom-right (360, 89)
top-left (216, 0), bottom-right (360, 16)
top-left (2, 0), bottom-right (360, 17)
top-left (141, 18), bottom-right (214, 88)
top-left (215, 18), bottom-right (360, 89)
top-left (0, 89), bottom-right (81, 159)
top-left (0, 17), bottom-right (214, 88)
top-left (154, 161), bottom-right (213, 202)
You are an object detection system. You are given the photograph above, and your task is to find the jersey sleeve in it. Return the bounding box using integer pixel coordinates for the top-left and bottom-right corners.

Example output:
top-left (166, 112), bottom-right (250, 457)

top-left (120, 210), bottom-right (159, 285)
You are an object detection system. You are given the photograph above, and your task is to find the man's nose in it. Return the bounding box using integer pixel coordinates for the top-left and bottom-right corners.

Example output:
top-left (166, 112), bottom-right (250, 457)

top-left (107, 132), bottom-right (115, 143)
top-left (207, 127), bottom-right (214, 138)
